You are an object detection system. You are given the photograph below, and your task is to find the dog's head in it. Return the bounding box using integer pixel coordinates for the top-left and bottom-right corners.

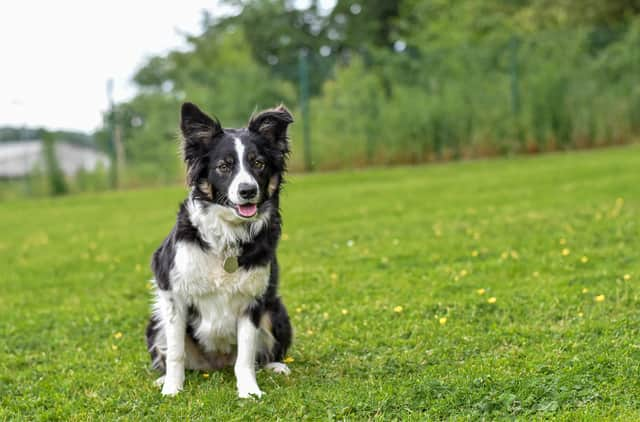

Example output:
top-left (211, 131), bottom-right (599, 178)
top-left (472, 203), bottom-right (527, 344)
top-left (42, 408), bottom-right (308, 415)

top-left (180, 102), bottom-right (293, 221)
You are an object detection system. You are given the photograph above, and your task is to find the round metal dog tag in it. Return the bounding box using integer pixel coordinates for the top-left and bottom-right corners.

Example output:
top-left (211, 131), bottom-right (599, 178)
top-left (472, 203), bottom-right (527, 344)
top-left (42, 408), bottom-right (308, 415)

top-left (223, 256), bottom-right (238, 273)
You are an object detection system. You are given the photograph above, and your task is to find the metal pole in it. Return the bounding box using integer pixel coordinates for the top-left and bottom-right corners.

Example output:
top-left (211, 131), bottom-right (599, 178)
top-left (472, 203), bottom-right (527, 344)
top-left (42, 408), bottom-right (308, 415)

top-left (509, 36), bottom-right (521, 116)
top-left (509, 36), bottom-right (523, 143)
top-left (298, 50), bottom-right (313, 171)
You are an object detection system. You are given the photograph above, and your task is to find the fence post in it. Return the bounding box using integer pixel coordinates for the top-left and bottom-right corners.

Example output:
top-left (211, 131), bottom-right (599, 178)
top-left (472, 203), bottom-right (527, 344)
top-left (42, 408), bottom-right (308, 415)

top-left (298, 50), bottom-right (313, 171)
top-left (106, 79), bottom-right (119, 188)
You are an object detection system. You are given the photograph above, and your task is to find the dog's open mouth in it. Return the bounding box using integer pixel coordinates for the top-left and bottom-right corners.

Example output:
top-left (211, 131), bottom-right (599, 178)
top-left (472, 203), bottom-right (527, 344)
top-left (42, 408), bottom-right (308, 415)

top-left (236, 203), bottom-right (258, 218)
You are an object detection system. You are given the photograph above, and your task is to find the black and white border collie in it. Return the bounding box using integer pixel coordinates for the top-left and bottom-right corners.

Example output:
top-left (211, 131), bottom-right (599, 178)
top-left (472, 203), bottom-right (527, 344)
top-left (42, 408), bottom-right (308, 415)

top-left (146, 102), bottom-right (293, 397)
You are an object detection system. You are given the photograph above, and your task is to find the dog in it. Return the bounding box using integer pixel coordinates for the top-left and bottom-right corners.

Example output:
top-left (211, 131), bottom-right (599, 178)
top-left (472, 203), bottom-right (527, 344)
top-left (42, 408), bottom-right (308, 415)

top-left (145, 102), bottom-right (293, 397)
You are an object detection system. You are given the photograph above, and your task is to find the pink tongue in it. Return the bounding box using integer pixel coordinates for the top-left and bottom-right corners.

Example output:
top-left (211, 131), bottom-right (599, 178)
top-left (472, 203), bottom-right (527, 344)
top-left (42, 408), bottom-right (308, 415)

top-left (237, 204), bottom-right (257, 217)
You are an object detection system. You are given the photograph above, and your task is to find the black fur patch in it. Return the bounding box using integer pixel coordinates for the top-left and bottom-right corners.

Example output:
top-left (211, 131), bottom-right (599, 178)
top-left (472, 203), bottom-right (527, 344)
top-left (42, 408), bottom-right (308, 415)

top-left (238, 213), bottom-right (281, 269)
top-left (185, 304), bottom-right (201, 339)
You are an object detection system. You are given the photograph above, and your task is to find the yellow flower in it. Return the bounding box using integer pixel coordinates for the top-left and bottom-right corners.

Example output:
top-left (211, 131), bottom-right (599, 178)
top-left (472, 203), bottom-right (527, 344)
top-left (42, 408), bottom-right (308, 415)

top-left (459, 269), bottom-right (468, 277)
top-left (306, 329), bottom-right (314, 335)
top-left (330, 273), bottom-right (338, 281)
top-left (476, 288), bottom-right (486, 295)
top-left (393, 305), bottom-right (403, 313)
top-left (577, 312), bottom-right (584, 318)
top-left (111, 344), bottom-right (118, 351)
top-left (323, 312), bottom-right (329, 320)
top-left (202, 373), bottom-right (209, 378)
top-left (341, 309), bottom-right (349, 315)
top-left (532, 271), bottom-right (540, 277)
top-left (487, 297), bottom-right (497, 304)
top-left (582, 287), bottom-right (589, 294)
top-left (559, 238), bottom-right (567, 245)
top-left (471, 250), bottom-right (479, 257)
top-left (510, 250), bottom-right (519, 259)
top-left (623, 274), bottom-right (631, 281)
top-left (561, 248), bottom-right (570, 256)
top-left (113, 332), bottom-right (123, 339)
top-left (580, 256), bottom-right (589, 263)
top-left (595, 294), bottom-right (605, 302)
top-left (439, 317), bottom-right (447, 325)
top-left (283, 356), bottom-right (294, 363)
top-left (295, 307), bottom-right (303, 313)
top-left (500, 251), bottom-right (509, 260)
top-left (282, 233), bottom-right (289, 241)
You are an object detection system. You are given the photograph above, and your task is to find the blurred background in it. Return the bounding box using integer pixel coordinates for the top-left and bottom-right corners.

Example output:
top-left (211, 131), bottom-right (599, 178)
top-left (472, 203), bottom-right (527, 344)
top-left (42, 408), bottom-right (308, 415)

top-left (1, 0), bottom-right (639, 199)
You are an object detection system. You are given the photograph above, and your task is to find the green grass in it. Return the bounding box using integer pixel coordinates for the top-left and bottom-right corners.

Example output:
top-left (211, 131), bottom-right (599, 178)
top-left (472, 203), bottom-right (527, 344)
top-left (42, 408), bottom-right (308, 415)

top-left (1, 145), bottom-right (639, 420)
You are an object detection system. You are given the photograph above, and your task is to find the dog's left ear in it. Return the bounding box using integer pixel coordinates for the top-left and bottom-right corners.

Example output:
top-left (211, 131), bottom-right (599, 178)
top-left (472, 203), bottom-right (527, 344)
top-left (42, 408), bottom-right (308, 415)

top-left (248, 105), bottom-right (293, 152)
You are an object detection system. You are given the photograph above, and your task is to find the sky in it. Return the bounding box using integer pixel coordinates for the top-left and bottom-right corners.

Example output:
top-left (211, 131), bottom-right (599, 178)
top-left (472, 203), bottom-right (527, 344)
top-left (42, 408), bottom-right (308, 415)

top-left (0, 1), bottom-right (231, 133)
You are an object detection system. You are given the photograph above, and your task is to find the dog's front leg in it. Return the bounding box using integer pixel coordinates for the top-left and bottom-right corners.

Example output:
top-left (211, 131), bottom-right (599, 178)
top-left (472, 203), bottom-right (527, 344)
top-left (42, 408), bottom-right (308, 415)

top-left (235, 315), bottom-right (263, 398)
top-left (161, 294), bottom-right (186, 396)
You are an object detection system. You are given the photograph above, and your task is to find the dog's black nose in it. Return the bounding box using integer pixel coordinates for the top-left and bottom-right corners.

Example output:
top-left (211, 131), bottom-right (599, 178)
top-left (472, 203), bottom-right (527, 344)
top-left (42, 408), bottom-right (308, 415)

top-left (238, 183), bottom-right (258, 200)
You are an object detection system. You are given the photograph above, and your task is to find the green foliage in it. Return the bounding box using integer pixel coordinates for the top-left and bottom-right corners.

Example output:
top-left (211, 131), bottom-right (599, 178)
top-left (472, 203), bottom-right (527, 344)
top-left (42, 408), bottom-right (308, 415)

top-left (290, 57), bottom-right (385, 169)
top-left (74, 165), bottom-right (109, 193)
top-left (1, 146), bottom-right (639, 419)
top-left (95, 1), bottom-right (640, 179)
top-left (109, 93), bottom-right (182, 185)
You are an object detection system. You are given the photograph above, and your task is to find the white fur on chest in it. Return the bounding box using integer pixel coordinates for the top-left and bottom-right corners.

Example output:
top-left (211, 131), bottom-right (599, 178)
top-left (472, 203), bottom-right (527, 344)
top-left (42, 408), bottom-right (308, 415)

top-left (172, 241), bottom-right (269, 297)
top-left (171, 241), bottom-right (270, 352)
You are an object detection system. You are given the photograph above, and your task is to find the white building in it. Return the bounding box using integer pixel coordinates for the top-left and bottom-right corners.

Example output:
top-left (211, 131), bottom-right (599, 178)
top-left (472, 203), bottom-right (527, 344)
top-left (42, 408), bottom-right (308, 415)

top-left (0, 140), bottom-right (111, 178)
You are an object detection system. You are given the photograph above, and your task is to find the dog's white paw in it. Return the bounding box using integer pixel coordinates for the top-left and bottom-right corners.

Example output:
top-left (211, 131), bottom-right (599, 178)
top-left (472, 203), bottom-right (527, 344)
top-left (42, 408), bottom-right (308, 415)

top-left (161, 382), bottom-right (183, 396)
top-left (160, 376), bottom-right (184, 396)
top-left (237, 383), bottom-right (264, 399)
top-left (236, 369), bottom-right (263, 399)
top-left (264, 362), bottom-right (291, 375)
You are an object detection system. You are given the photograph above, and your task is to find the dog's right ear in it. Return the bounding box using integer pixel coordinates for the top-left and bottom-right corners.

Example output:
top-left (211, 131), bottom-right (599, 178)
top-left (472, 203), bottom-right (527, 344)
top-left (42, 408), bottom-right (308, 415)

top-left (180, 103), bottom-right (222, 186)
top-left (180, 102), bottom-right (223, 147)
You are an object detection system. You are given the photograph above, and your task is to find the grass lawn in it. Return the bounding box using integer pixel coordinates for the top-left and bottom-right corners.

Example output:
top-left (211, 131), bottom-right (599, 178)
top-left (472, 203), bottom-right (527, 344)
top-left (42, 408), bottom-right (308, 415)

top-left (1, 145), bottom-right (639, 420)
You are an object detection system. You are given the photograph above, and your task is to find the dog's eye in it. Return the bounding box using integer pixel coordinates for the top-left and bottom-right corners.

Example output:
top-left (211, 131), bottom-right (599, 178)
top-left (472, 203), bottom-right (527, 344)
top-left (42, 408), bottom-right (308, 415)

top-left (217, 163), bottom-right (231, 173)
top-left (253, 160), bottom-right (265, 170)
